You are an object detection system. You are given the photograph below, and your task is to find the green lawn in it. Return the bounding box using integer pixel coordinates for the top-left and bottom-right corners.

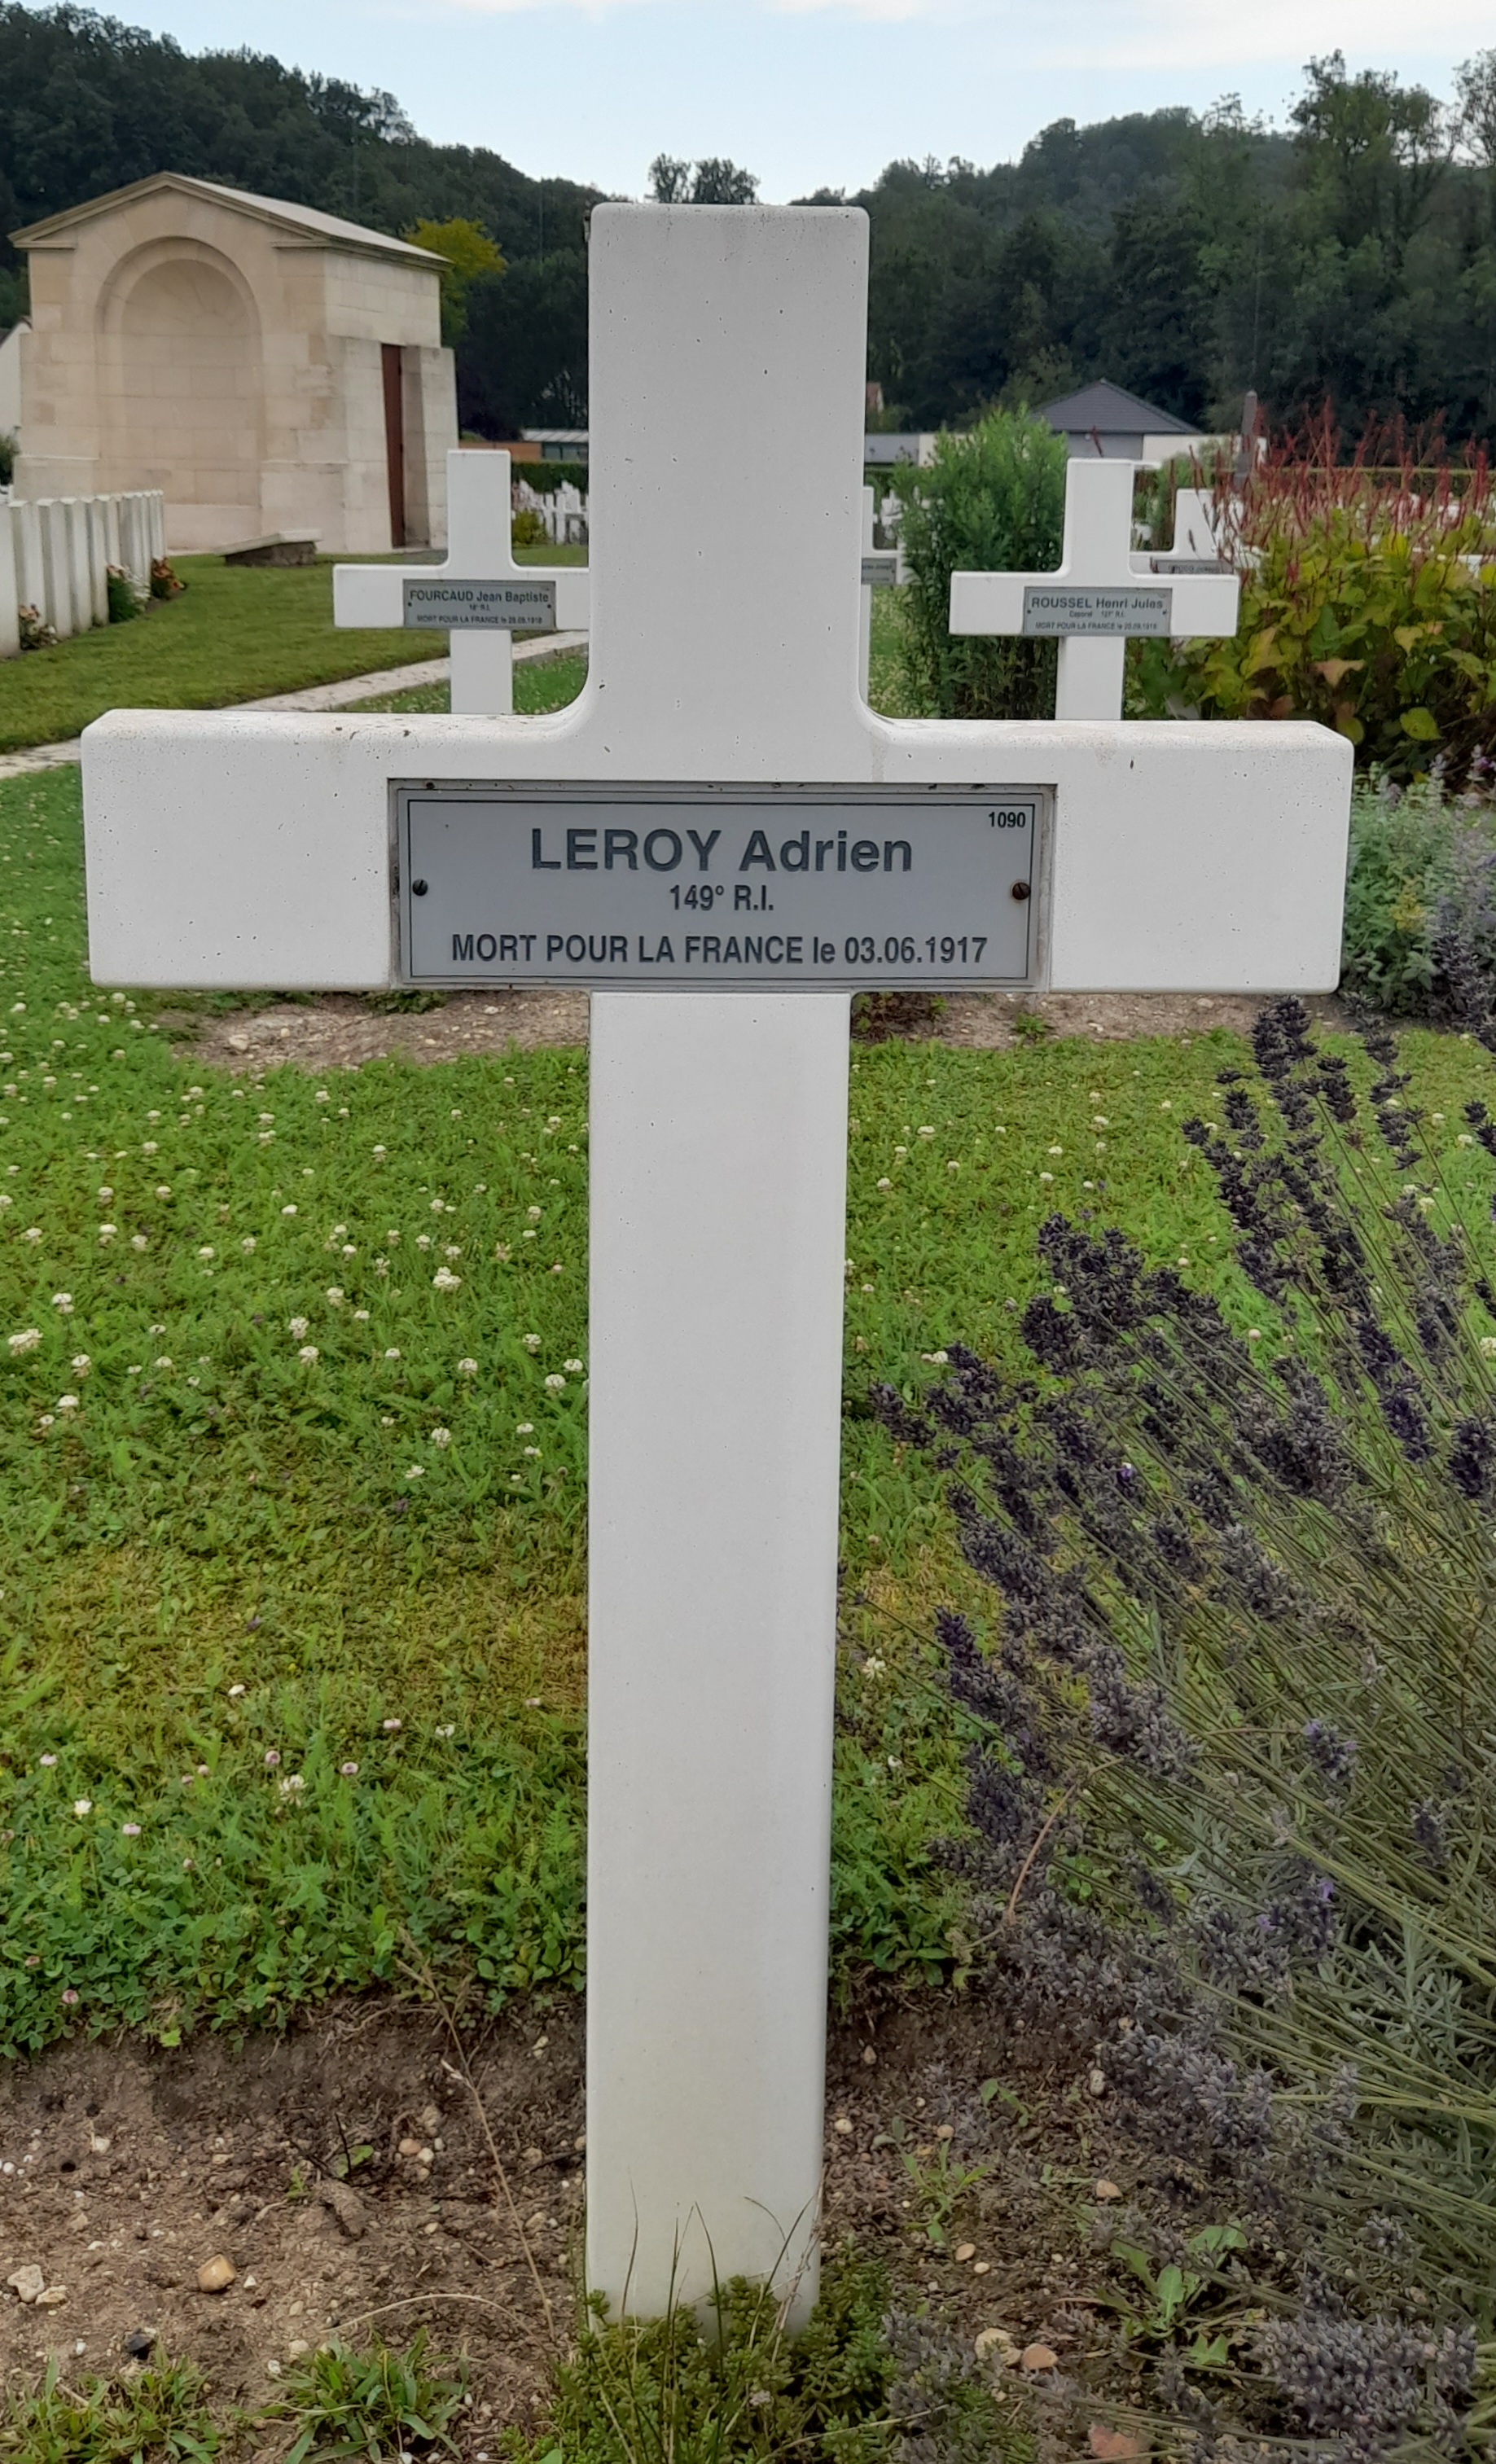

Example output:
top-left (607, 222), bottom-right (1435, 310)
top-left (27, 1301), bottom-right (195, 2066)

top-left (4, 758), bottom-right (1492, 2055)
top-left (0, 544), bottom-right (588, 753)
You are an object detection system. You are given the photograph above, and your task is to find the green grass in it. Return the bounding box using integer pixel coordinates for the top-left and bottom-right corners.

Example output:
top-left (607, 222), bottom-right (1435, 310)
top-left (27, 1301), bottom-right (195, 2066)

top-left (3, 761), bottom-right (1494, 2052)
top-left (0, 545), bottom-right (587, 754)
top-left (350, 644), bottom-right (588, 718)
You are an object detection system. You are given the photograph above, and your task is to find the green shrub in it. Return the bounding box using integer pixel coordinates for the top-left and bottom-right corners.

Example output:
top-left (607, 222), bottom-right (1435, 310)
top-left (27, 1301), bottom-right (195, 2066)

top-left (1136, 427), bottom-right (1496, 782)
top-left (894, 410), bottom-right (1065, 719)
top-left (1340, 774), bottom-right (1496, 1018)
top-left (104, 565), bottom-right (140, 625)
top-left (0, 429), bottom-right (15, 489)
top-left (511, 504), bottom-right (550, 549)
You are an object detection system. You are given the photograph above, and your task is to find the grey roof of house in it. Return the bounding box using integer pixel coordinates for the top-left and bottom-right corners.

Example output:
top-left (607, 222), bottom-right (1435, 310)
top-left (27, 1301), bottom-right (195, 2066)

top-left (1038, 380), bottom-right (1200, 436)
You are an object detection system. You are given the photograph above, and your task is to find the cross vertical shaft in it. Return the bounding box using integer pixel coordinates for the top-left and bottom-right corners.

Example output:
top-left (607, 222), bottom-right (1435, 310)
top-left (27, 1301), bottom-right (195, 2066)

top-left (582, 206), bottom-right (868, 2323)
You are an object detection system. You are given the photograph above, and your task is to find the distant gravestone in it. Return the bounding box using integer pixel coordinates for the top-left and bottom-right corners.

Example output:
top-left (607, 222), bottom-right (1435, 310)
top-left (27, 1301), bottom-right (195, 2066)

top-left (81, 207), bottom-right (1351, 2326)
top-left (334, 450), bottom-right (589, 715)
top-left (950, 458), bottom-right (1239, 719)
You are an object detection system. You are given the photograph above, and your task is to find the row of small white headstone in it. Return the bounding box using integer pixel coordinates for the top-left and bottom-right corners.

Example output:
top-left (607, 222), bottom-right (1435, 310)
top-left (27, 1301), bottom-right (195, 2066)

top-left (0, 489), bottom-right (165, 659)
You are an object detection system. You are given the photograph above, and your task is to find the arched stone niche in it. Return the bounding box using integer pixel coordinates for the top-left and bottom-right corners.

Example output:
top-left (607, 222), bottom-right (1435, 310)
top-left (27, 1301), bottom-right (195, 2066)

top-left (99, 239), bottom-right (265, 550)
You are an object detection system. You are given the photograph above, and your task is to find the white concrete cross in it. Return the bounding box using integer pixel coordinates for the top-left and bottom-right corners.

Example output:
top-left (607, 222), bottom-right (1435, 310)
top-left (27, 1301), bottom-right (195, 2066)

top-left (1135, 485), bottom-right (1227, 577)
top-left (333, 449), bottom-right (590, 716)
top-left (950, 458), bottom-right (1240, 720)
top-left (81, 208), bottom-right (1350, 2327)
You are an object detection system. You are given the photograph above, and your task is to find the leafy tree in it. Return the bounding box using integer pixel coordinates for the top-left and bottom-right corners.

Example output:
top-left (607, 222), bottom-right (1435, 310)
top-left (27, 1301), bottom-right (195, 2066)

top-left (403, 215), bottom-right (504, 343)
top-left (647, 153), bottom-right (758, 204)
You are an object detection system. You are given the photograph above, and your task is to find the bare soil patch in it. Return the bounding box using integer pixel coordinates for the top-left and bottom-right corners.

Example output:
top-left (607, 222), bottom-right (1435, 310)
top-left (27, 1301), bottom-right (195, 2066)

top-left (0, 1987), bottom-right (1229, 2440)
top-left (174, 986), bottom-right (1349, 1076)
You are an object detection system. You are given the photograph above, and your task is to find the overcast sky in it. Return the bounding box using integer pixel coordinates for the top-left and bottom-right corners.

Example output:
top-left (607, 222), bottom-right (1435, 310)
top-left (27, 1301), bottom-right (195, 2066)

top-left (116, 0), bottom-right (1493, 200)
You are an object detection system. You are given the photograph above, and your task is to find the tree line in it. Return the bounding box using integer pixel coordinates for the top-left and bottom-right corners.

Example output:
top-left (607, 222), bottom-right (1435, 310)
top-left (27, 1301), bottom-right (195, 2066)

top-left (2, 6), bottom-right (1494, 447)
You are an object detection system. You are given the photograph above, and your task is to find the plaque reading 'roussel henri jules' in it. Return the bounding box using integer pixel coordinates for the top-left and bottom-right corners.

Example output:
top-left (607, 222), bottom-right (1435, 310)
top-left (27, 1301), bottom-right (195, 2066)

top-left (1021, 583), bottom-right (1173, 638)
top-left (396, 783), bottom-right (1044, 989)
top-left (401, 576), bottom-right (559, 629)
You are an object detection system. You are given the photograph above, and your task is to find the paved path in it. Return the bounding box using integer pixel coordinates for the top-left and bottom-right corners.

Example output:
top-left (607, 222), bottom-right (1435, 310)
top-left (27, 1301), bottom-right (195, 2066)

top-left (0, 631), bottom-right (589, 781)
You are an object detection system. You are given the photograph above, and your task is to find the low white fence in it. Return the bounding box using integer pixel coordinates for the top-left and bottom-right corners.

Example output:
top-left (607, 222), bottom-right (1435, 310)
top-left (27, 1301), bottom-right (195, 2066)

top-left (0, 489), bottom-right (165, 660)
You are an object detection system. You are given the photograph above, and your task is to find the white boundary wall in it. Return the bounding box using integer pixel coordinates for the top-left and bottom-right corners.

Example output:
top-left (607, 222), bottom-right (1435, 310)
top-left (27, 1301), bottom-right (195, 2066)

top-left (0, 488), bottom-right (164, 657)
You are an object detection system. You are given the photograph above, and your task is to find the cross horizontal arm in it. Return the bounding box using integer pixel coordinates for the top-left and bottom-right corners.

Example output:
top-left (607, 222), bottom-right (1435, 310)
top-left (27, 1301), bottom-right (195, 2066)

top-left (950, 568), bottom-right (1239, 637)
top-left (81, 705), bottom-right (1351, 994)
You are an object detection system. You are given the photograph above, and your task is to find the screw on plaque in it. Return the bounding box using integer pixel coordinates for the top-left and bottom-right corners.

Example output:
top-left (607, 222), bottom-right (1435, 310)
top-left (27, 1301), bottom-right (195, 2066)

top-left (411, 879), bottom-right (429, 897)
top-left (1011, 881), bottom-right (1031, 901)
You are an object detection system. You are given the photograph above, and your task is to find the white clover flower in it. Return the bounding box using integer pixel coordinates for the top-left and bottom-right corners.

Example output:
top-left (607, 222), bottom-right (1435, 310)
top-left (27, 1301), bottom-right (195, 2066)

top-left (39, 1753), bottom-right (56, 1768)
top-left (564, 1359), bottom-right (583, 1374)
top-left (36, 1414), bottom-right (55, 1431)
top-left (241, 1236), bottom-right (257, 1253)
top-left (73, 1798), bottom-right (91, 1816)
top-left (228, 1683), bottom-right (246, 1697)
top-left (282, 1204), bottom-right (297, 1217)
top-left (384, 1717), bottom-right (402, 1731)
top-left (544, 1372), bottom-right (566, 1392)
top-left (56, 1394), bottom-right (79, 1412)
top-left (386, 1230), bottom-right (400, 1245)
top-left (876, 1177), bottom-right (892, 1190)
top-left (1481, 1337), bottom-right (1496, 1357)
top-left (860, 1282), bottom-right (875, 1296)
top-left (375, 1259), bottom-right (389, 1276)
top-left (142, 1139), bottom-right (158, 1155)
top-left (436, 1723), bottom-right (455, 1738)
top-left (432, 1268), bottom-right (462, 1292)
top-left (406, 1465), bottom-right (425, 1479)
top-left (279, 1774), bottom-right (305, 1796)
top-left (353, 1308), bottom-right (370, 1322)
top-left (384, 1347), bottom-right (401, 1361)
top-left (258, 1113), bottom-right (274, 1125)
top-left (298, 1345), bottom-right (319, 1365)
top-left (444, 1243), bottom-right (462, 1259)
top-left (522, 1445), bottom-right (541, 1458)
top-left (288, 1316), bottom-right (309, 1339)
top-left (325, 1287), bottom-right (344, 1307)
top-left (862, 1657), bottom-right (887, 1678)
top-left (154, 1357), bottom-right (172, 1370)
top-left (1046, 1145), bottom-right (1063, 1156)
top-left (23, 1227), bottom-right (42, 1243)
top-left (1091, 1116), bottom-right (1109, 1129)
top-left (431, 1427), bottom-right (452, 1449)
top-left (946, 1160), bottom-right (960, 1172)
top-left (121, 1821), bottom-right (141, 1837)
top-left (8, 1328), bottom-right (41, 1356)
top-left (917, 1125), bottom-right (935, 1139)
top-left (372, 1144), bottom-right (387, 1159)
top-left (458, 1357), bottom-right (478, 1375)
top-left (98, 1223), bottom-right (116, 1242)
top-left (494, 1243), bottom-right (511, 1261)
top-left (96, 1186), bottom-right (112, 1202)
top-left (131, 1234), bottom-right (148, 1251)
top-left (516, 1422), bottom-right (534, 1434)
top-left (154, 1185), bottom-right (171, 1199)
top-left (523, 1333), bottom-right (541, 1353)
top-left (197, 1246), bottom-right (214, 1260)
top-left (314, 1091), bottom-right (329, 1106)
top-left (51, 1292), bottom-right (73, 1313)
top-left (1160, 1099), bottom-right (1173, 1111)
top-left (1459, 1133), bottom-right (1476, 1148)
top-left (416, 1234), bottom-right (432, 1251)
top-left (341, 1243), bottom-right (356, 1258)
top-left (340, 1761), bottom-right (359, 1777)
top-left (920, 1350), bottom-right (950, 1365)
top-left (1247, 1329), bottom-right (1263, 1344)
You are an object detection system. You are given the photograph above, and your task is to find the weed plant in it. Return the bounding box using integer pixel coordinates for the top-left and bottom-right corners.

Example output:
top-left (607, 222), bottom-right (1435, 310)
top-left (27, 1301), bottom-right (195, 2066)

top-left (0, 2353), bottom-right (222, 2461)
top-left (875, 998), bottom-right (1496, 2446)
top-left (891, 412), bottom-right (1064, 721)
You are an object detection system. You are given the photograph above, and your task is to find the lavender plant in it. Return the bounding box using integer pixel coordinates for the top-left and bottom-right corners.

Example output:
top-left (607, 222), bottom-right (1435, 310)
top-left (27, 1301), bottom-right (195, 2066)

top-left (876, 1000), bottom-right (1496, 2438)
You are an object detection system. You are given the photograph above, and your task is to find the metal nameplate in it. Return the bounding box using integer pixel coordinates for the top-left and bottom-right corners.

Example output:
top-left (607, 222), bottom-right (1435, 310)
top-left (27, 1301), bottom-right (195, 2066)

top-left (1148, 556), bottom-right (1228, 577)
top-left (1021, 584), bottom-right (1173, 638)
top-left (401, 577), bottom-right (559, 630)
top-left (393, 784), bottom-right (1044, 989)
top-left (861, 554), bottom-right (898, 588)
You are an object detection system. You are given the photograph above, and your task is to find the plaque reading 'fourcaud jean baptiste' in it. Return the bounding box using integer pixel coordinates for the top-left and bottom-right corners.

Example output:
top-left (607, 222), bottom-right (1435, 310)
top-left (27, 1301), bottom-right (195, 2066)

top-left (395, 784), bottom-right (1046, 990)
top-left (401, 577), bottom-right (559, 629)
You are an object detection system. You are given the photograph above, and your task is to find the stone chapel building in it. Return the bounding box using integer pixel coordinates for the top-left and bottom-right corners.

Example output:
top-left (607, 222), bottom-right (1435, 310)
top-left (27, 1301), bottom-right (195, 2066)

top-left (9, 172), bottom-right (458, 553)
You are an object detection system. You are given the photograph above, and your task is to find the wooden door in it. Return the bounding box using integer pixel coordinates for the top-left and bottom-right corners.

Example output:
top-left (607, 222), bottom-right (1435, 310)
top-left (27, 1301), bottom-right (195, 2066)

top-left (381, 344), bottom-right (406, 549)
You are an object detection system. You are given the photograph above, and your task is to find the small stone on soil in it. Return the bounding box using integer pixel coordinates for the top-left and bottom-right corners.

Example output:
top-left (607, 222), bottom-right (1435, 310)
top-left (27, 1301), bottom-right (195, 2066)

top-left (1021, 2343), bottom-right (1059, 2373)
top-left (196, 2256), bottom-right (235, 2294)
top-left (6, 2267), bottom-right (44, 2305)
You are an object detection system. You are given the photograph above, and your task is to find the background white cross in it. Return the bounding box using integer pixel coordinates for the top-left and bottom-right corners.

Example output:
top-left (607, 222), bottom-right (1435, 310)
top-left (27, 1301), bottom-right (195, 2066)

top-left (333, 449), bottom-right (590, 715)
top-left (949, 458), bottom-right (1239, 720)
